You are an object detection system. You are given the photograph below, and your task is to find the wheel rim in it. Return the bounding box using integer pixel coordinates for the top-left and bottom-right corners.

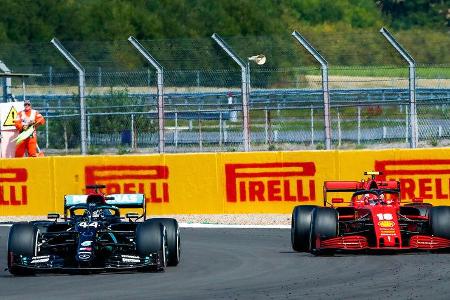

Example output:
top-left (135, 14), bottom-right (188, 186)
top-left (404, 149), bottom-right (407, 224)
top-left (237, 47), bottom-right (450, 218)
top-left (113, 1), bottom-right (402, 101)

top-left (162, 228), bottom-right (167, 267)
top-left (34, 229), bottom-right (40, 257)
top-left (175, 227), bottom-right (180, 262)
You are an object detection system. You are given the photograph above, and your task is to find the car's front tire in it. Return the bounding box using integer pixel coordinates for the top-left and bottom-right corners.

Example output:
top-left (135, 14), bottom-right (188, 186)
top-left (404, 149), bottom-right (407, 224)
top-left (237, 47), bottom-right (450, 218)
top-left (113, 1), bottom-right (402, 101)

top-left (135, 220), bottom-right (167, 271)
top-left (310, 207), bottom-right (338, 255)
top-left (148, 218), bottom-right (180, 266)
top-left (8, 223), bottom-right (39, 276)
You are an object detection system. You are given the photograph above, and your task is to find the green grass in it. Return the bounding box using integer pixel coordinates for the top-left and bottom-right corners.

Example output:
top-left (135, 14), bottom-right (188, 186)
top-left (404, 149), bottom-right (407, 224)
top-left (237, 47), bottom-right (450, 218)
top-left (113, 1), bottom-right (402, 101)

top-left (325, 66), bottom-right (450, 79)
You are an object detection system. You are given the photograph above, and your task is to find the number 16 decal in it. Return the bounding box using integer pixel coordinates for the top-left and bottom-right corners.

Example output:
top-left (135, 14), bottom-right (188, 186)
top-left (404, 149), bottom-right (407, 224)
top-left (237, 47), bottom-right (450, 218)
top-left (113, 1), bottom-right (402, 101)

top-left (377, 213), bottom-right (393, 220)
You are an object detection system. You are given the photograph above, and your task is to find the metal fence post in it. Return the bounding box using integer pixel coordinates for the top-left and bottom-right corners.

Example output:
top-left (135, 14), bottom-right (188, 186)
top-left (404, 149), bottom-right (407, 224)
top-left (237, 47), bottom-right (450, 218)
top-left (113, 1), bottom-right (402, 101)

top-left (337, 111), bottom-right (341, 147)
top-left (50, 38), bottom-right (87, 155)
top-left (405, 105), bottom-right (409, 143)
top-left (219, 112), bottom-right (223, 146)
top-left (128, 36), bottom-right (165, 153)
top-left (211, 33), bottom-right (251, 152)
top-left (265, 109), bottom-right (269, 144)
top-left (131, 113), bottom-right (135, 150)
top-left (380, 27), bottom-right (418, 148)
top-left (87, 115), bottom-right (91, 148)
top-left (45, 102), bottom-right (49, 148)
top-left (174, 112), bottom-right (178, 148)
top-left (223, 120), bottom-right (228, 143)
top-left (357, 106), bottom-right (361, 145)
top-left (310, 106), bottom-right (314, 146)
top-left (292, 31), bottom-right (331, 150)
top-left (98, 66), bottom-right (102, 87)
top-left (0, 60), bottom-right (12, 102)
top-left (48, 66), bottom-right (53, 91)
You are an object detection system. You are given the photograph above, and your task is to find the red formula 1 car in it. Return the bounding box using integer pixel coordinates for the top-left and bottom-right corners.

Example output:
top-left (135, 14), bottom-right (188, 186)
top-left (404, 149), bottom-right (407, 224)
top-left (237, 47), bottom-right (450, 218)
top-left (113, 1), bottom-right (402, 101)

top-left (291, 171), bottom-right (450, 254)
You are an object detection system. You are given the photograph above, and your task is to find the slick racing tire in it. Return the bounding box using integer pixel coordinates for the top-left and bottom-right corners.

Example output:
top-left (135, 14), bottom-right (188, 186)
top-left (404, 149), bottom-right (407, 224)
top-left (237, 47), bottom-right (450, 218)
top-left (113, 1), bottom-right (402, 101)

top-left (429, 206), bottom-right (450, 239)
top-left (310, 207), bottom-right (338, 254)
top-left (291, 205), bottom-right (317, 252)
top-left (136, 221), bottom-right (167, 270)
top-left (8, 223), bottom-right (39, 276)
top-left (149, 218), bottom-right (180, 266)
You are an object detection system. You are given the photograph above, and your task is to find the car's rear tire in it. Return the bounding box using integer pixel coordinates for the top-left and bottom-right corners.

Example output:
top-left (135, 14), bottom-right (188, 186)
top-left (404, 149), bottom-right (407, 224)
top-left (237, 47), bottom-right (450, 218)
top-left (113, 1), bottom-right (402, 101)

top-left (135, 221), bottom-right (167, 270)
top-left (148, 218), bottom-right (180, 266)
top-left (310, 207), bottom-right (338, 254)
top-left (8, 223), bottom-right (39, 276)
top-left (291, 205), bottom-right (317, 252)
top-left (429, 206), bottom-right (450, 239)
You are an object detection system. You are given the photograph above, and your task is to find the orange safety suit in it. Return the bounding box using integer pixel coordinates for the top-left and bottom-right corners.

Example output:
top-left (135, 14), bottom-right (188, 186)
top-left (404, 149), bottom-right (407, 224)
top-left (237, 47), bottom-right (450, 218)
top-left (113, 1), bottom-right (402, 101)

top-left (14, 109), bottom-right (45, 157)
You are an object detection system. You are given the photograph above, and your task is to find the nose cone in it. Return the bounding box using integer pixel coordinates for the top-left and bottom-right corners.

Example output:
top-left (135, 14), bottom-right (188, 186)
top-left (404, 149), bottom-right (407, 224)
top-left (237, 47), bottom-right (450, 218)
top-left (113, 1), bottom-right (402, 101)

top-left (371, 205), bottom-right (401, 248)
top-left (77, 236), bottom-right (95, 263)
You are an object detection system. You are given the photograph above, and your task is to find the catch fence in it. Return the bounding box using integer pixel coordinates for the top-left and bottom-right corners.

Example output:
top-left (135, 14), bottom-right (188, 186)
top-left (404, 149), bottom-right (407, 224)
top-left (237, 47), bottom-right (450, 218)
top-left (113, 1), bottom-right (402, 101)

top-left (0, 29), bottom-right (449, 154)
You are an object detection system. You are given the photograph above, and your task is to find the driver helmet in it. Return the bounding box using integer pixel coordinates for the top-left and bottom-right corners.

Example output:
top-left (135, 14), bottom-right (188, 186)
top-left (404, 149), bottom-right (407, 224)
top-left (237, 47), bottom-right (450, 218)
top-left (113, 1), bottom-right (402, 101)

top-left (363, 193), bottom-right (378, 205)
top-left (380, 193), bottom-right (394, 205)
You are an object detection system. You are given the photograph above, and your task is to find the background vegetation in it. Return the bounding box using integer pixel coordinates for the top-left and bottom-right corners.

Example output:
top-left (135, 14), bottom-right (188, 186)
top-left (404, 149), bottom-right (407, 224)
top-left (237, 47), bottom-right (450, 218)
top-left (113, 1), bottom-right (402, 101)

top-left (0, 0), bottom-right (447, 42)
top-left (0, 0), bottom-right (448, 71)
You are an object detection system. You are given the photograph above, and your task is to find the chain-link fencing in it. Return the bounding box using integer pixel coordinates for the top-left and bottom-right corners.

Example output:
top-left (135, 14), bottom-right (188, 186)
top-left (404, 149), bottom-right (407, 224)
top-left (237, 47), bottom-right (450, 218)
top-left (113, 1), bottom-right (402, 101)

top-left (0, 30), bottom-right (449, 155)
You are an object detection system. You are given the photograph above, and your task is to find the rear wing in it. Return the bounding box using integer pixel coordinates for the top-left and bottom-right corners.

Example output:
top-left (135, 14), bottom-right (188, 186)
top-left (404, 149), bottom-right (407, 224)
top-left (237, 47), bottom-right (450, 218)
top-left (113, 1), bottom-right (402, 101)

top-left (323, 181), bottom-right (360, 192)
top-left (64, 194), bottom-right (146, 219)
top-left (323, 181), bottom-right (359, 206)
top-left (323, 180), bottom-right (400, 206)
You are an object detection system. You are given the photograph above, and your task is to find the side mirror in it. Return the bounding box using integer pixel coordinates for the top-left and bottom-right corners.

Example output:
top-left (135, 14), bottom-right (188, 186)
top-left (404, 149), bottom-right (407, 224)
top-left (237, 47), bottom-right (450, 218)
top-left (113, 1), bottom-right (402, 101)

top-left (47, 213), bottom-right (60, 220)
top-left (332, 197), bottom-right (344, 204)
top-left (126, 212), bottom-right (139, 220)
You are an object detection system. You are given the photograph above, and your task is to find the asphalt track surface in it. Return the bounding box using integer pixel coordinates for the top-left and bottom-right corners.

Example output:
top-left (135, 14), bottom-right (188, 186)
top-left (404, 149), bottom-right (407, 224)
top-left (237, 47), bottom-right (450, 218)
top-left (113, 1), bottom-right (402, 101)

top-left (1, 226), bottom-right (450, 300)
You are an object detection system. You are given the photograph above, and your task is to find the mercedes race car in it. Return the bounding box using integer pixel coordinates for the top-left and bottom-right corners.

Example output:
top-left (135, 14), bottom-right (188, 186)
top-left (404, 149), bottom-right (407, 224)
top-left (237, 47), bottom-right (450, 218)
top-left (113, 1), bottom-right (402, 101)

top-left (291, 171), bottom-right (450, 254)
top-left (7, 185), bottom-right (180, 275)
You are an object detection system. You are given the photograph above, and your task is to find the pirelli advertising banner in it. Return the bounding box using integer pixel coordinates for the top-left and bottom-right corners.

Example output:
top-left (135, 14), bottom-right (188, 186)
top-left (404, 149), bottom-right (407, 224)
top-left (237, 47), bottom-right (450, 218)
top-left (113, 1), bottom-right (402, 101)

top-left (0, 157), bottom-right (55, 215)
top-left (0, 148), bottom-right (449, 215)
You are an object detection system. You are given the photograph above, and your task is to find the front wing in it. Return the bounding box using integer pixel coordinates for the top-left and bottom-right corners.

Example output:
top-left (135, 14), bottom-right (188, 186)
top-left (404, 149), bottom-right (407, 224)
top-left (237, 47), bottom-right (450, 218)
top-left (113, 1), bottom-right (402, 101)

top-left (8, 252), bottom-right (165, 273)
top-left (315, 235), bottom-right (450, 251)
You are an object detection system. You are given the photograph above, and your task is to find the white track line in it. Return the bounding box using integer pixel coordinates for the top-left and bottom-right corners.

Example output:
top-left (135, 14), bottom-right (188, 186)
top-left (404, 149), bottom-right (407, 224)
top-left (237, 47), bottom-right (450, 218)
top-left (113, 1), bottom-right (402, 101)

top-left (0, 223), bottom-right (289, 229)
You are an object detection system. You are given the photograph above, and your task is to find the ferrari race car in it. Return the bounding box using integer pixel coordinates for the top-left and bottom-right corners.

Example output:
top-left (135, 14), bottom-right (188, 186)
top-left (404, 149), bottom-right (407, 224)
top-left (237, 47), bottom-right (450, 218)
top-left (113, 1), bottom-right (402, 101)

top-left (7, 185), bottom-right (180, 275)
top-left (291, 171), bottom-right (450, 254)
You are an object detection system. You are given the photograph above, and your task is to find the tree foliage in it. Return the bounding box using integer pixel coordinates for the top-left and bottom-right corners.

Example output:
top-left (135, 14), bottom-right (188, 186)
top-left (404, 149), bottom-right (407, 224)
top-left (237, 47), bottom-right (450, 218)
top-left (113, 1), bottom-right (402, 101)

top-left (0, 0), bottom-right (447, 70)
top-left (376, 0), bottom-right (449, 29)
top-left (0, 0), bottom-right (447, 43)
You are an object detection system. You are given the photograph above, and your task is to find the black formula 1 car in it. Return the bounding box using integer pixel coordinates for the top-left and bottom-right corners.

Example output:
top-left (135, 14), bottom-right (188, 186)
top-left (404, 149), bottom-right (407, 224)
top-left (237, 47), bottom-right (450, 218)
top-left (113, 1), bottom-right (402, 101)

top-left (291, 171), bottom-right (450, 254)
top-left (7, 185), bottom-right (180, 275)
